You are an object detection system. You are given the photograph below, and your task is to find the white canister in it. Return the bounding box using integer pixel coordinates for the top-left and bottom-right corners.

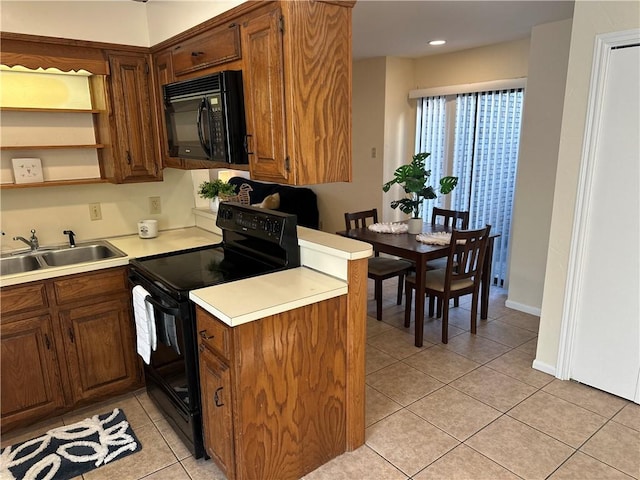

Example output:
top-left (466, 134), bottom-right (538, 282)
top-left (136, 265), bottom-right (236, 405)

top-left (138, 219), bottom-right (158, 239)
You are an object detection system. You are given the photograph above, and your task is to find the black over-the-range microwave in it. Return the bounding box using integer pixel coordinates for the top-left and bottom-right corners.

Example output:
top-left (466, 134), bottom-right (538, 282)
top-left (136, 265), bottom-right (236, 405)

top-left (163, 70), bottom-right (248, 164)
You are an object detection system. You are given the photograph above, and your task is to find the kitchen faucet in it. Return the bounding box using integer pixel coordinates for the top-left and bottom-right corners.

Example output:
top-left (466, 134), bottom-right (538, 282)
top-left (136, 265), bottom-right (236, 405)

top-left (63, 230), bottom-right (76, 248)
top-left (13, 229), bottom-right (39, 251)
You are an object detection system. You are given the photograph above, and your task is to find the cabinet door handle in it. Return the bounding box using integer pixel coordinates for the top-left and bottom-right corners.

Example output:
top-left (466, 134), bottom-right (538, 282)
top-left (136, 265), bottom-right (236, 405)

top-left (214, 387), bottom-right (224, 407)
top-left (43, 333), bottom-right (51, 350)
top-left (191, 51), bottom-right (205, 57)
top-left (126, 151), bottom-right (132, 164)
top-left (244, 134), bottom-right (254, 155)
top-left (68, 328), bottom-right (75, 343)
top-left (199, 330), bottom-right (214, 340)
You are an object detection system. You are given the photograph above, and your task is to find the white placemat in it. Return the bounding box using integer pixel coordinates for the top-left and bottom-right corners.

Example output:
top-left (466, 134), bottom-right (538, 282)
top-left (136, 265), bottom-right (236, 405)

top-left (416, 232), bottom-right (451, 245)
top-left (367, 222), bottom-right (409, 234)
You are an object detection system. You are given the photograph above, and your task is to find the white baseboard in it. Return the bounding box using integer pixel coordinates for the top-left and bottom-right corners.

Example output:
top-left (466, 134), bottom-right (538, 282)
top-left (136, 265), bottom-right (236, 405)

top-left (532, 359), bottom-right (556, 376)
top-left (505, 299), bottom-right (542, 317)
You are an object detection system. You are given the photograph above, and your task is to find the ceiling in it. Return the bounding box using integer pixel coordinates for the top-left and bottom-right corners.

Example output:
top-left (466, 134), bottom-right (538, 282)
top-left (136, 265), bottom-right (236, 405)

top-left (352, 0), bottom-right (575, 60)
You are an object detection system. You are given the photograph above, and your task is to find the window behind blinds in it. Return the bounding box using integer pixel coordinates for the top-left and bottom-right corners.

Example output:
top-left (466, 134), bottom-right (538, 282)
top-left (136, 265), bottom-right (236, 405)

top-left (415, 88), bottom-right (524, 286)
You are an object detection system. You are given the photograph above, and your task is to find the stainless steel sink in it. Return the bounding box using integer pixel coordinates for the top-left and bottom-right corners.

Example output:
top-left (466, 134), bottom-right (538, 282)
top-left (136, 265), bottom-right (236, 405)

top-left (0, 241), bottom-right (126, 275)
top-left (40, 244), bottom-right (124, 266)
top-left (0, 254), bottom-right (43, 275)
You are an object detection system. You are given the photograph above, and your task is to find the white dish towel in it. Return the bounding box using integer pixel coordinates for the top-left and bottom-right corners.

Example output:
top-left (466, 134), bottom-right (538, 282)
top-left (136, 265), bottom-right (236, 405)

top-left (132, 285), bottom-right (157, 364)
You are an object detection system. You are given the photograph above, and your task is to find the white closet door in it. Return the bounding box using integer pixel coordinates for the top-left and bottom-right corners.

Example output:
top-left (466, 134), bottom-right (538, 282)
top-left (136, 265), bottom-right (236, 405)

top-left (570, 44), bottom-right (640, 402)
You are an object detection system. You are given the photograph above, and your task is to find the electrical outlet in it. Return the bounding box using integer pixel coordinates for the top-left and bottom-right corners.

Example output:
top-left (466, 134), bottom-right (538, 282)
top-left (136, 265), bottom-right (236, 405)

top-left (89, 203), bottom-right (102, 221)
top-left (371, 147), bottom-right (377, 159)
top-left (149, 196), bottom-right (161, 215)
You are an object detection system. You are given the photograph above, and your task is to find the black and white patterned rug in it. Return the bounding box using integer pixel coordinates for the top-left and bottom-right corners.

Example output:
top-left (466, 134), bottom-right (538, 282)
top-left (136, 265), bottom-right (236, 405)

top-left (0, 408), bottom-right (142, 480)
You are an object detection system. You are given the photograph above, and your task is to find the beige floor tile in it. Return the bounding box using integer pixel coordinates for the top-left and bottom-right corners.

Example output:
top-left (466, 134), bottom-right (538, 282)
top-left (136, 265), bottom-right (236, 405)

top-left (135, 390), bottom-right (166, 423)
top-left (450, 366), bottom-right (536, 412)
top-left (365, 385), bottom-right (403, 427)
top-left (508, 391), bottom-right (608, 448)
top-left (155, 417), bottom-right (192, 461)
top-left (495, 310), bottom-right (540, 332)
top-left (404, 345), bottom-right (480, 383)
top-left (142, 462), bottom-right (192, 479)
top-left (303, 445), bottom-right (408, 480)
top-left (475, 319), bottom-right (537, 347)
top-left (441, 332), bottom-right (512, 364)
top-left (418, 316), bottom-right (466, 344)
top-left (549, 451), bottom-right (634, 479)
top-left (408, 386), bottom-right (501, 441)
top-left (367, 327), bottom-right (431, 360)
top-left (63, 395), bottom-right (152, 432)
top-left (83, 423), bottom-right (177, 480)
top-left (515, 337), bottom-right (539, 358)
top-left (543, 379), bottom-right (630, 418)
top-left (367, 362), bottom-right (444, 406)
top-left (366, 344), bottom-right (398, 375)
top-left (367, 315), bottom-right (394, 338)
top-left (366, 409), bottom-right (459, 477)
top-left (466, 416), bottom-right (574, 480)
top-left (612, 403), bottom-right (640, 432)
top-left (180, 455), bottom-right (228, 480)
top-left (580, 421), bottom-right (640, 478)
top-left (413, 444), bottom-right (520, 480)
top-left (486, 348), bottom-right (555, 388)
top-left (0, 416), bottom-right (64, 449)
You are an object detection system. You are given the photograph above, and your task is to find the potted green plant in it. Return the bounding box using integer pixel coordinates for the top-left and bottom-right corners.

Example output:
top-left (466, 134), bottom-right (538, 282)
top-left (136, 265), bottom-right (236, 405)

top-left (198, 179), bottom-right (237, 212)
top-left (382, 152), bottom-right (458, 234)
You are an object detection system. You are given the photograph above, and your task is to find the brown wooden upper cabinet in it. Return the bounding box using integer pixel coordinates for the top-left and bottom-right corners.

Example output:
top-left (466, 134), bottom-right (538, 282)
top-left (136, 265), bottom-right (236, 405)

top-left (152, 0), bottom-right (354, 185)
top-left (172, 23), bottom-right (242, 77)
top-left (106, 52), bottom-right (162, 183)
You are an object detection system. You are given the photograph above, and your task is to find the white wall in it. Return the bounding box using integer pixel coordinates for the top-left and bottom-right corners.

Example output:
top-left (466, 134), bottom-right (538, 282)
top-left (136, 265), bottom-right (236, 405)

top-left (507, 19), bottom-right (573, 315)
top-left (536, 0), bottom-right (640, 371)
top-left (0, 0), bottom-right (244, 47)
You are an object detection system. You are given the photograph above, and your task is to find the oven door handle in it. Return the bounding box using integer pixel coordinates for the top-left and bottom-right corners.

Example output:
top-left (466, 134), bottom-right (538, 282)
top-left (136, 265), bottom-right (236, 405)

top-left (144, 295), bottom-right (181, 317)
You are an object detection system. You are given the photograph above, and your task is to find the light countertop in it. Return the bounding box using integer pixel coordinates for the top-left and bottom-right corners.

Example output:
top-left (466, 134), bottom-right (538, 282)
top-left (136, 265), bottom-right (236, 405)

top-left (1, 225), bottom-right (371, 327)
top-left (189, 267), bottom-right (348, 326)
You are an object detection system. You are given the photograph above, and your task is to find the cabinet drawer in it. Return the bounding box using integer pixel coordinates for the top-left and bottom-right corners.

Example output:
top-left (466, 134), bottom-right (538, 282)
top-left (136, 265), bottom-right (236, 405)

top-left (196, 307), bottom-right (231, 360)
top-left (53, 267), bottom-right (127, 305)
top-left (172, 24), bottom-right (241, 76)
top-left (1, 282), bottom-right (49, 317)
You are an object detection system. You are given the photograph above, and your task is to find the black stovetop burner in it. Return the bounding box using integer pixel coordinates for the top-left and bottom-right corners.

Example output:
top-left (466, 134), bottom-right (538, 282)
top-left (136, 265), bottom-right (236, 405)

top-left (130, 244), bottom-right (283, 294)
top-left (129, 203), bottom-right (300, 299)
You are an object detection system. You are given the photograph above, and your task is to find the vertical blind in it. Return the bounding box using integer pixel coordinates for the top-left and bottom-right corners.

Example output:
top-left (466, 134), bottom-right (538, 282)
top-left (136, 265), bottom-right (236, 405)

top-left (415, 88), bottom-right (524, 286)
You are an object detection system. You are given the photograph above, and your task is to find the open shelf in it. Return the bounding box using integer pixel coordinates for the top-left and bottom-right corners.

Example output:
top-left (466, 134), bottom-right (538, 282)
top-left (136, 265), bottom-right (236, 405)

top-left (1, 178), bottom-right (108, 189)
top-left (1, 144), bottom-right (105, 151)
top-left (0, 107), bottom-right (102, 114)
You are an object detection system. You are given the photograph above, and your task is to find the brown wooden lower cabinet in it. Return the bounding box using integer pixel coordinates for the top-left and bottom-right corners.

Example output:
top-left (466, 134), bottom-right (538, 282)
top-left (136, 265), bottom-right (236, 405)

top-left (0, 266), bottom-right (143, 432)
top-left (196, 295), bottom-right (348, 480)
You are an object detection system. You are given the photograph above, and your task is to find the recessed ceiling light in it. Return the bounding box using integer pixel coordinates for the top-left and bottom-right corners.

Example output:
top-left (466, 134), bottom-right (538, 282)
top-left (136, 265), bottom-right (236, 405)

top-left (429, 40), bottom-right (446, 46)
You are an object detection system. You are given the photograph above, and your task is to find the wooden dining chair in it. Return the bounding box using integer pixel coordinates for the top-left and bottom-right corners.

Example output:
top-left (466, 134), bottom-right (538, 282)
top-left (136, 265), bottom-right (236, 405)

top-left (404, 225), bottom-right (491, 343)
top-left (427, 207), bottom-right (470, 270)
top-left (344, 209), bottom-right (413, 321)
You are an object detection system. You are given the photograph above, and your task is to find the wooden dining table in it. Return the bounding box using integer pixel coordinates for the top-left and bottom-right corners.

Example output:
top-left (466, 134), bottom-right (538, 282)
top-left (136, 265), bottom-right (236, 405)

top-left (336, 223), bottom-right (497, 347)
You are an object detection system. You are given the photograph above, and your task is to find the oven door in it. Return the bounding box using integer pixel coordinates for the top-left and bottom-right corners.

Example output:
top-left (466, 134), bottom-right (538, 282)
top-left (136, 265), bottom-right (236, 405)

top-left (128, 271), bottom-right (200, 414)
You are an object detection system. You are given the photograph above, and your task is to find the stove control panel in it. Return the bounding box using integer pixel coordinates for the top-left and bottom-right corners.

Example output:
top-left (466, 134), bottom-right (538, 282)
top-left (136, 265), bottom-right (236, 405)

top-left (217, 202), bottom-right (295, 242)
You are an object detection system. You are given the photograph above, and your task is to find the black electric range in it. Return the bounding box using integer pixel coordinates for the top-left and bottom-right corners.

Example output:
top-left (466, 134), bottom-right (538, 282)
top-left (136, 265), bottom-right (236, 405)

top-left (128, 202), bottom-right (300, 459)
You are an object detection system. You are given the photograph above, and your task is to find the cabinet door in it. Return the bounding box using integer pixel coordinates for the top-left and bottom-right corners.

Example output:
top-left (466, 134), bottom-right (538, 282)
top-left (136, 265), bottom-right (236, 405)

top-left (1, 314), bottom-right (65, 429)
top-left (199, 345), bottom-right (235, 479)
top-left (108, 52), bottom-right (161, 183)
top-left (59, 298), bottom-right (140, 403)
top-left (172, 23), bottom-right (241, 77)
top-left (153, 50), bottom-right (182, 169)
top-left (241, 7), bottom-right (290, 184)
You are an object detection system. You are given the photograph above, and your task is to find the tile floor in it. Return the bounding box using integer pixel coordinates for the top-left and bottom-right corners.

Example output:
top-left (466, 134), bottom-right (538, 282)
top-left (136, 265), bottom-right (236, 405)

top-left (2, 282), bottom-right (639, 479)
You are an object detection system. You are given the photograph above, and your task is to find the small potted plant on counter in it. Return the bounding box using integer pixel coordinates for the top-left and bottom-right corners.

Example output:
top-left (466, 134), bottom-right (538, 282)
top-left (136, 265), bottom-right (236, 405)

top-left (382, 152), bottom-right (458, 234)
top-left (198, 179), bottom-right (237, 212)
